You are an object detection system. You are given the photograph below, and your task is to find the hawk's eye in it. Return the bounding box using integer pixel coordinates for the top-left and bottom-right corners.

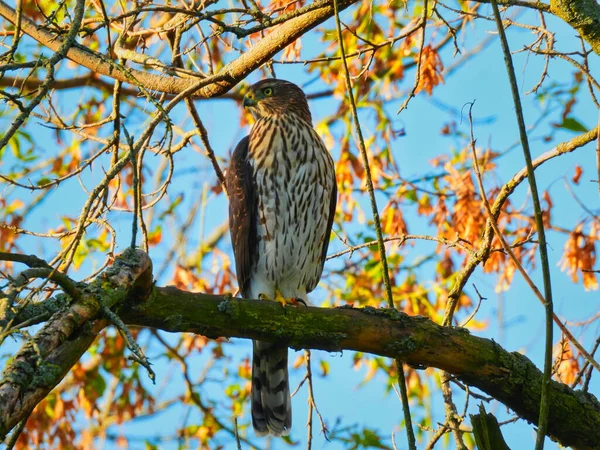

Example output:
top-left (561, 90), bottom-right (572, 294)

top-left (263, 87), bottom-right (273, 96)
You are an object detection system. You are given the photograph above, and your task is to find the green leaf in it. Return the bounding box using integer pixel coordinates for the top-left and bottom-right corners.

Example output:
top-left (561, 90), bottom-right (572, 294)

top-left (9, 131), bottom-right (36, 162)
top-left (349, 427), bottom-right (391, 449)
top-left (403, 189), bottom-right (418, 203)
top-left (556, 117), bottom-right (588, 133)
top-left (159, 193), bottom-right (184, 220)
top-left (86, 238), bottom-right (110, 252)
top-left (88, 372), bottom-right (107, 397)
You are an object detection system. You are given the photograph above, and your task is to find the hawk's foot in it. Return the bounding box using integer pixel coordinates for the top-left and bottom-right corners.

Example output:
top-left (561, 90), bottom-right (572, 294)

top-left (274, 290), bottom-right (307, 307)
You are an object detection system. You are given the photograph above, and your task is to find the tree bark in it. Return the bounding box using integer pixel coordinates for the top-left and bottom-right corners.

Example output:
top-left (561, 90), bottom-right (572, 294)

top-left (2, 259), bottom-right (600, 448)
top-left (551, 0), bottom-right (600, 55)
top-left (0, 249), bottom-right (152, 441)
top-left (118, 285), bottom-right (600, 449)
top-left (0, 0), bottom-right (359, 98)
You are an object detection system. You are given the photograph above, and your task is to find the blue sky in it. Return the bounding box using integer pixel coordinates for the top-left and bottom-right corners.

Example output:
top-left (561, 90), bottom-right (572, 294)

top-left (1, 1), bottom-right (599, 449)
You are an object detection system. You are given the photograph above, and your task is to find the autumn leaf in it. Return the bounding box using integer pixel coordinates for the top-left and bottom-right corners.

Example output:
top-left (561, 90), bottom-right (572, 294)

top-left (415, 45), bottom-right (444, 95)
top-left (559, 224), bottom-right (599, 290)
top-left (572, 165), bottom-right (583, 184)
top-left (554, 340), bottom-right (580, 385)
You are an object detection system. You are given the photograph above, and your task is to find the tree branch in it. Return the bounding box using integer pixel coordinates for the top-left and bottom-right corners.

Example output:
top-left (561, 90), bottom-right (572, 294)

top-left (443, 124), bottom-right (600, 325)
top-left (0, 0), bottom-right (359, 97)
top-left (550, 0), bottom-right (600, 55)
top-left (2, 249), bottom-right (600, 448)
top-left (469, 0), bottom-right (600, 55)
top-left (119, 285), bottom-right (600, 450)
top-left (0, 249), bottom-right (152, 441)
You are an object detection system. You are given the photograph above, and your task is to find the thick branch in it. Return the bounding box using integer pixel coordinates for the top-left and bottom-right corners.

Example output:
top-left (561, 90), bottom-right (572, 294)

top-left (0, 249), bottom-right (152, 441)
top-left (0, 74), bottom-right (333, 103)
top-left (551, 0), bottom-right (600, 55)
top-left (0, 0), bottom-right (358, 97)
top-left (118, 287), bottom-right (600, 449)
top-left (471, 0), bottom-right (600, 55)
top-left (2, 248), bottom-right (600, 447)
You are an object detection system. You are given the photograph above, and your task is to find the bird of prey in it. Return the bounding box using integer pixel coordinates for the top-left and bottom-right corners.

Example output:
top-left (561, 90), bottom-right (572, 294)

top-left (227, 79), bottom-right (337, 437)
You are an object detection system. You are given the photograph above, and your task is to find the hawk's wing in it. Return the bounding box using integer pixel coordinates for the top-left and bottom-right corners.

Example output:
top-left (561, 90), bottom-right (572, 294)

top-left (227, 136), bottom-right (257, 298)
top-left (313, 171), bottom-right (337, 293)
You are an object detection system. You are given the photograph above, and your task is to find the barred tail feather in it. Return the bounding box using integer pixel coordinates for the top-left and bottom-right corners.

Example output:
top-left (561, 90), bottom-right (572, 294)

top-left (251, 340), bottom-right (292, 436)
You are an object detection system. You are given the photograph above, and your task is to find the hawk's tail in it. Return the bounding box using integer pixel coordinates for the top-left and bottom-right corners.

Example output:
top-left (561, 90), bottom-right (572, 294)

top-left (251, 340), bottom-right (291, 436)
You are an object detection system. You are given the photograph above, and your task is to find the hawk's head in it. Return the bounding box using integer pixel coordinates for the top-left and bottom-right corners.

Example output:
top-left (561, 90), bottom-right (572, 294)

top-left (243, 79), bottom-right (311, 122)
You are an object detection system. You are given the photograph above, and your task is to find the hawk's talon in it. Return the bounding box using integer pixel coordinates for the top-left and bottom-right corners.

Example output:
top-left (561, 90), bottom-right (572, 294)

top-left (265, 290), bottom-right (306, 308)
top-left (291, 297), bottom-right (307, 307)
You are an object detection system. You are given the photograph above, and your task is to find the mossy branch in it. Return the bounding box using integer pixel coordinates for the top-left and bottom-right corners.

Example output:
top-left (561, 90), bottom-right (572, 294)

top-left (119, 285), bottom-right (600, 450)
top-left (0, 249), bottom-right (152, 441)
top-left (470, 0), bottom-right (600, 55)
top-left (550, 0), bottom-right (600, 55)
top-left (2, 249), bottom-right (600, 448)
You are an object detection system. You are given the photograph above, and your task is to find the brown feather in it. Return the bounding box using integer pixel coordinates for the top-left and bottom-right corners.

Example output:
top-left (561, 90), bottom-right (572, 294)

top-left (226, 136), bottom-right (257, 297)
top-left (229, 79), bottom-right (337, 437)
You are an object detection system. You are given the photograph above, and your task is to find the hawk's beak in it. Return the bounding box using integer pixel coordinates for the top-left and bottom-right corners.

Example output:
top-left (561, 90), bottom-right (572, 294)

top-left (243, 93), bottom-right (256, 108)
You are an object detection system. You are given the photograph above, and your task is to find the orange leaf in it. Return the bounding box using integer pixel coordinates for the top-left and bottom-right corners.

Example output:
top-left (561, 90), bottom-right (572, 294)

top-left (572, 165), bottom-right (583, 185)
top-left (415, 45), bottom-right (444, 96)
top-left (292, 354), bottom-right (304, 369)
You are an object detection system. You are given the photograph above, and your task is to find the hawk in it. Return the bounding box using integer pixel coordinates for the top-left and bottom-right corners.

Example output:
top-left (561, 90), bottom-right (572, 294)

top-left (227, 79), bottom-right (337, 436)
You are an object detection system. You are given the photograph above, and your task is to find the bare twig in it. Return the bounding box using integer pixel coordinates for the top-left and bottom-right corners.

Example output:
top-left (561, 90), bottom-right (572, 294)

top-left (0, 0), bottom-right (86, 152)
top-left (333, 0), bottom-right (416, 447)
top-left (597, 113), bottom-right (600, 196)
top-left (0, 0), bottom-right (361, 98)
top-left (488, 2), bottom-right (554, 444)
top-left (460, 284), bottom-right (486, 328)
top-left (101, 305), bottom-right (155, 383)
top-left (440, 371), bottom-right (467, 449)
top-left (397, 0), bottom-right (428, 114)
top-left (234, 418), bottom-right (243, 450)
top-left (305, 350), bottom-right (329, 446)
top-left (0, 252), bottom-right (79, 301)
top-left (571, 336), bottom-right (600, 388)
top-left (4, 416), bottom-right (28, 450)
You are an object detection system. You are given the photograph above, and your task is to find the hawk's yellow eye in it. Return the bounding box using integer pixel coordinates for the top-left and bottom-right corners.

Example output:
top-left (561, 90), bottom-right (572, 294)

top-left (263, 87), bottom-right (273, 96)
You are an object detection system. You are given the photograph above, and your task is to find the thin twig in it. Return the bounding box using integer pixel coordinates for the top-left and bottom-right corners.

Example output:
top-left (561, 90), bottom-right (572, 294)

top-left (460, 284), bottom-right (486, 328)
top-left (186, 99), bottom-right (227, 192)
top-left (234, 418), bottom-right (243, 450)
top-left (424, 423), bottom-right (448, 450)
top-left (583, 364), bottom-right (594, 392)
top-left (326, 233), bottom-right (475, 260)
top-left (305, 350), bottom-right (329, 447)
top-left (0, 0), bottom-right (86, 152)
top-left (597, 113), bottom-right (600, 196)
top-left (101, 305), bottom-right (155, 383)
top-left (0, 252), bottom-right (79, 301)
top-left (450, 379), bottom-right (493, 402)
top-left (125, 128), bottom-right (139, 249)
top-left (5, 415), bottom-right (28, 450)
top-left (306, 351), bottom-right (314, 449)
top-left (488, 2), bottom-right (554, 446)
top-left (571, 336), bottom-right (600, 388)
top-left (333, 0), bottom-right (415, 448)
top-left (397, 0), bottom-right (428, 114)
top-left (152, 331), bottom-right (261, 449)
top-left (440, 371), bottom-right (467, 449)
top-left (465, 110), bottom-right (600, 374)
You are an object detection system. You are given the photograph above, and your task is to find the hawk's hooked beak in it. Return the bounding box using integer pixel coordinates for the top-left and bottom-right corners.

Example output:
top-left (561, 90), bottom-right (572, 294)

top-left (243, 92), bottom-right (257, 108)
